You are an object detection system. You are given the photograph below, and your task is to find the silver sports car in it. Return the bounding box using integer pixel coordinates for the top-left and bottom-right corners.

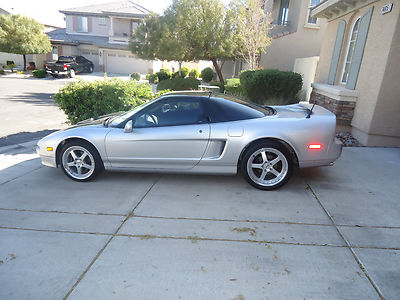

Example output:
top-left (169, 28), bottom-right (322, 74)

top-left (36, 93), bottom-right (342, 190)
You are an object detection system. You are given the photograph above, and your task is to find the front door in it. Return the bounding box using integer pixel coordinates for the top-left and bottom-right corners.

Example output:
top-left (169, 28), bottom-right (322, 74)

top-left (105, 97), bottom-right (210, 170)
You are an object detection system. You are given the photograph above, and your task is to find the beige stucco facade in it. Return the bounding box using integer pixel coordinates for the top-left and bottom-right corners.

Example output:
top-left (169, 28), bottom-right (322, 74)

top-left (312, 0), bottom-right (400, 146)
top-left (260, 0), bottom-right (327, 71)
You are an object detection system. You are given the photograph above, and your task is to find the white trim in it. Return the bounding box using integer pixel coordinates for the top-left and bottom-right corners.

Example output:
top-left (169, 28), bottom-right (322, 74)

top-left (311, 83), bottom-right (358, 102)
top-left (340, 16), bottom-right (361, 84)
top-left (306, 0), bottom-right (320, 25)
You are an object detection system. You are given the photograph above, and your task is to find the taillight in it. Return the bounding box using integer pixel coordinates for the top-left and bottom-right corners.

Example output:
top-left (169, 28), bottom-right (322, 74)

top-left (308, 144), bottom-right (322, 150)
top-left (45, 63), bottom-right (48, 68)
top-left (63, 64), bottom-right (67, 70)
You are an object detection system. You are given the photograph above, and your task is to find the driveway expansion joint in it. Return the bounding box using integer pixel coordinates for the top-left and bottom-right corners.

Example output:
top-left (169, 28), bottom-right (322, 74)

top-left (62, 178), bottom-right (159, 300)
top-left (306, 183), bottom-right (385, 300)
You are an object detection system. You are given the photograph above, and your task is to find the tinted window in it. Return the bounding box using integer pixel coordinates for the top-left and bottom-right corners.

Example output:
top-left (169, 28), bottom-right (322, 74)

top-left (76, 56), bottom-right (85, 63)
top-left (133, 97), bottom-right (206, 128)
top-left (206, 97), bottom-right (267, 123)
top-left (58, 56), bottom-right (74, 63)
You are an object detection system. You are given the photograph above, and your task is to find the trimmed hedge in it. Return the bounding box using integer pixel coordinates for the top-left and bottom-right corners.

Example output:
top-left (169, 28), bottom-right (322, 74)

top-left (210, 81), bottom-right (225, 93)
top-left (130, 72), bottom-right (140, 81)
top-left (32, 69), bottom-right (47, 78)
top-left (225, 78), bottom-right (242, 96)
top-left (156, 69), bottom-right (171, 81)
top-left (240, 69), bottom-right (302, 105)
top-left (54, 79), bottom-right (158, 124)
top-left (157, 77), bottom-right (200, 91)
top-left (201, 67), bottom-right (213, 82)
top-left (146, 73), bottom-right (158, 84)
top-left (188, 69), bottom-right (199, 79)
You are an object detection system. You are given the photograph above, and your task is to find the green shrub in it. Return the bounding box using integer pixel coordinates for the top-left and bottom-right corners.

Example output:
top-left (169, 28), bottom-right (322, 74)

top-left (210, 81), bottom-right (225, 93)
top-left (0, 69), bottom-right (5, 75)
top-left (4, 63), bottom-right (16, 72)
top-left (240, 69), bottom-right (303, 105)
top-left (225, 78), bottom-right (242, 96)
top-left (172, 67), bottom-right (190, 78)
top-left (54, 79), bottom-right (158, 124)
top-left (157, 77), bottom-right (200, 91)
top-left (201, 67), bottom-right (213, 82)
top-left (156, 68), bottom-right (171, 81)
top-left (147, 73), bottom-right (158, 84)
top-left (130, 72), bottom-right (141, 81)
top-left (188, 69), bottom-right (199, 79)
top-left (32, 69), bottom-right (47, 78)
top-left (6, 60), bottom-right (14, 65)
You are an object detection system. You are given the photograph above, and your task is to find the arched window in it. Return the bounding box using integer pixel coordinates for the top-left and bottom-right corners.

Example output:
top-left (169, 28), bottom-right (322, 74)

top-left (341, 17), bottom-right (360, 84)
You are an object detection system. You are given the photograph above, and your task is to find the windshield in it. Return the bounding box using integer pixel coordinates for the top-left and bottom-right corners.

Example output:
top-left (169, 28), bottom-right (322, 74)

top-left (109, 101), bottom-right (150, 127)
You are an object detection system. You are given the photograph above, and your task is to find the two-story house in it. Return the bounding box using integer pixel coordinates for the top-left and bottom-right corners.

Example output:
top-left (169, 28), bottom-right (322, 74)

top-left (47, 1), bottom-right (155, 74)
top-left (222, 0), bottom-right (327, 101)
top-left (310, 0), bottom-right (399, 146)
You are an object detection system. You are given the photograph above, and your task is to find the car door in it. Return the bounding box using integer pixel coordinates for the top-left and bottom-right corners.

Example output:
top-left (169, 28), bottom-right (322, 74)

top-left (105, 96), bottom-right (210, 170)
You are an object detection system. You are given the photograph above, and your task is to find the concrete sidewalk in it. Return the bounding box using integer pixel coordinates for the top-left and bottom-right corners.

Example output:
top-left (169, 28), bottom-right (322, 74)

top-left (0, 143), bottom-right (399, 300)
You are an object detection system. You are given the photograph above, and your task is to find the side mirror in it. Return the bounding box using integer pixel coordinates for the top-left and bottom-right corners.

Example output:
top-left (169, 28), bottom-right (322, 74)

top-left (124, 120), bottom-right (133, 133)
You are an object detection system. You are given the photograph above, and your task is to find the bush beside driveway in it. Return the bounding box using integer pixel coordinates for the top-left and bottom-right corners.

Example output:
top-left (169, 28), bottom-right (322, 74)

top-left (0, 143), bottom-right (399, 300)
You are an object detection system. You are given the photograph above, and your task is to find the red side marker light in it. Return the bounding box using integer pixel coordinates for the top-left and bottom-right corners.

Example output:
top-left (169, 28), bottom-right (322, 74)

top-left (63, 64), bottom-right (68, 70)
top-left (308, 144), bottom-right (322, 150)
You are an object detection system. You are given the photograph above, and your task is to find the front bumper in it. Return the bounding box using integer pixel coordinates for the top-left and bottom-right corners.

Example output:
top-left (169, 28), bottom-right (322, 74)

top-left (36, 145), bottom-right (57, 168)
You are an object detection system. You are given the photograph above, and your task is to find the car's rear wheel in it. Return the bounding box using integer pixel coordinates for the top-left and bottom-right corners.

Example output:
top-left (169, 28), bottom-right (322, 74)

top-left (241, 141), bottom-right (293, 190)
top-left (60, 141), bottom-right (103, 182)
top-left (51, 74), bottom-right (58, 78)
top-left (69, 69), bottom-right (75, 78)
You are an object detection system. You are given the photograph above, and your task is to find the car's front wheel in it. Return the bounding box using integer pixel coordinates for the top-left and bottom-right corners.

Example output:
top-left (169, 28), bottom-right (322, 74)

top-left (241, 141), bottom-right (293, 190)
top-left (60, 141), bottom-right (103, 182)
top-left (88, 65), bottom-right (93, 73)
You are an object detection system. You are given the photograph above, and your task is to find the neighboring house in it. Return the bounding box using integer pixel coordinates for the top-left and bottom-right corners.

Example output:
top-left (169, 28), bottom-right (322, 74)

top-left (310, 0), bottom-right (399, 147)
top-left (222, 0), bottom-right (327, 101)
top-left (0, 8), bottom-right (58, 68)
top-left (47, 1), bottom-right (153, 74)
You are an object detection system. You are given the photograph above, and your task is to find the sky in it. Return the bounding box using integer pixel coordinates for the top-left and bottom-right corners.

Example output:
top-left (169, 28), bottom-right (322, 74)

top-left (0, 0), bottom-right (173, 27)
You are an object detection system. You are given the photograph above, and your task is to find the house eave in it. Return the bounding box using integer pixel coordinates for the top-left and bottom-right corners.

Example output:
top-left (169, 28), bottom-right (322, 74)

top-left (311, 0), bottom-right (379, 21)
top-left (59, 10), bottom-right (147, 19)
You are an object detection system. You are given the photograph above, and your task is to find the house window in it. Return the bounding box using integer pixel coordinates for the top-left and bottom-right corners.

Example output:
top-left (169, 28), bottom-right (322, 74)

top-left (99, 17), bottom-right (107, 26)
top-left (131, 21), bottom-right (138, 34)
top-left (77, 16), bottom-right (88, 33)
top-left (307, 0), bottom-right (320, 24)
top-left (278, 0), bottom-right (290, 25)
top-left (341, 17), bottom-right (360, 84)
top-left (52, 46), bottom-right (58, 61)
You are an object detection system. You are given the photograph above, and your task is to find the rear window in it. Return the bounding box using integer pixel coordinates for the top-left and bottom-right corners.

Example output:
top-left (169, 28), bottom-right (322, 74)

top-left (58, 56), bottom-right (74, 63)
top-left (206, 97), bottom-right (270, 123)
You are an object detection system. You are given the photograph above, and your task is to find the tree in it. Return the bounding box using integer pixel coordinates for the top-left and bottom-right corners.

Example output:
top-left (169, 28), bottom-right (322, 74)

top-left (232, 0), bottom-right (272, 69)
top-left (0, 14), bottom-right (51, 71)
top-left (130, 0), bottom-right (238, 83)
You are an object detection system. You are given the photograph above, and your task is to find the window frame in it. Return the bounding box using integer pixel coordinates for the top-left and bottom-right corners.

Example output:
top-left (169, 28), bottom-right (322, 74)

top-left (306, 0), bottom-right (320, 25)
top-left (340, 17), bottom-right (361, 84)
top-left (277, 0), bottom-right (290, 26)
top-left (99, 17), bottom-right (107, 26)
top-left (77, 16), bottom-right (88, 33)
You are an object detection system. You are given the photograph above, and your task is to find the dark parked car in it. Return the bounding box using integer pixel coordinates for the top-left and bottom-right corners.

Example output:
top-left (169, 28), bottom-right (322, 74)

top-left (45, 56), bottom-right (94, 78)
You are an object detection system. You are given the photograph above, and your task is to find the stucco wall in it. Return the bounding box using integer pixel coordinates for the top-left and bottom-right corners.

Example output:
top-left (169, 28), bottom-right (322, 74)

top-left (112, 18), bottom-right (131, 36)
top-left (314, 0), bottom-right (400, 146)
top-left (90, 17), bottom-right (109, 36)
top-left (260, 0), bottom-right (327, 71)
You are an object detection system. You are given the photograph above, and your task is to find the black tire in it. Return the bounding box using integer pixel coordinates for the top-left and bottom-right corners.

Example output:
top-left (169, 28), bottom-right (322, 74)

top-left (88, 65), bottom-right (94, 73)
top-left (59, 140), bottom-right (103, 182)
top-left (240, 140), bottom-right (294, 190)
top-left (51, 74), bottom-right (58, 78)
top-left (68, 69), bottom-right (76, 78)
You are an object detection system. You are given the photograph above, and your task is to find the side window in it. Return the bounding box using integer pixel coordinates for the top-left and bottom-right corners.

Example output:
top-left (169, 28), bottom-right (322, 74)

top-left (133, 97), bottom-right (206, 128)
top-left (76, 57), bottom-right (83, 63)
top-left (206, 98), bottom-right (265, 123)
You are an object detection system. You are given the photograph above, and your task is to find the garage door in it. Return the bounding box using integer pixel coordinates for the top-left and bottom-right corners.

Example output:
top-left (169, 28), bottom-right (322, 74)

top-left (105, 52), bottom-right (150, 75)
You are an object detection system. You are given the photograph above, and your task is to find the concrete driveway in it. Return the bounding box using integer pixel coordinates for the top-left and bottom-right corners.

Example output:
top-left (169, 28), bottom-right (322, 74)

top-left (0, 141), bottom-right (399, 300)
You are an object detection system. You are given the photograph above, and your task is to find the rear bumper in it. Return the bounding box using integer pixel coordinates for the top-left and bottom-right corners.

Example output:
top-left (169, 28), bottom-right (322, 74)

top-left (46, 70), bottom-right (68, 75)
top-left (299, 138), bottom-right (342, 168)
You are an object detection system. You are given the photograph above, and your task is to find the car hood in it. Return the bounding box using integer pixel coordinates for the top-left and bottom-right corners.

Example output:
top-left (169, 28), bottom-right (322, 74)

top-left (68, 112), bottom-right (124, 129)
